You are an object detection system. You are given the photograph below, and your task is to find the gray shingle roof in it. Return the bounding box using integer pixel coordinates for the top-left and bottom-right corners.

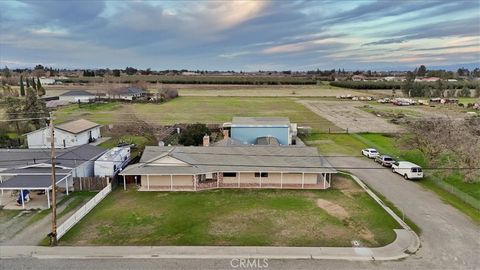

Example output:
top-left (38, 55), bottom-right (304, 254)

top-left (113, 87), bottom-right (146, 95)
top-left (121, 146), bottom-right (336, 175)
top-left (60, 90), bottom-right (95, 96)
top-left (0, 174), bottom-right (69, 189)
top-left (0, 145), bottom-right (106, 170)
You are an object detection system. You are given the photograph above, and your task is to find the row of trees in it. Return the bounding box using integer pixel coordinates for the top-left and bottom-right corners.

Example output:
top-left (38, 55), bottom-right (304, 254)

top-left (402, 72), bottom-right (479, 97)
top-left (19, 75), bottom-right (45, 96)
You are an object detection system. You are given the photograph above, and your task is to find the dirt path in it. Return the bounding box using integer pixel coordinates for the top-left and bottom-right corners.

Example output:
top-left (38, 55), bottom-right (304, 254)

top-left (299, 100), bottom-right (405, 133)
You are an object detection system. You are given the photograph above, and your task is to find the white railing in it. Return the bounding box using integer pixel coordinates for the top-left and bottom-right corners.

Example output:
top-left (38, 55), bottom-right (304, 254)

top-left (57, 183), bottom-right (112, 239)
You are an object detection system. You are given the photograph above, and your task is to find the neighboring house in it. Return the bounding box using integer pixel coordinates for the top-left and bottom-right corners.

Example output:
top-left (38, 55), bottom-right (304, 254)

top-left (352, 75), bottom-right (366, 81)
top-left (59, 90), bottom-right (97, 103)
top-left (0, 145), bottom-right (107, 208)
top-left (0, 144), bottom-right (106, 177)
top-left (119, 145), bottom-right (336, 191)
top-left (26, 119), bottom-right (102, 149)
top-left (225, 117), bottom-right (296, 145)
top-left (39, 77), bottom-right (56, 85)
top-left (108, 87), bottom-right (146, 100)
top-left (414, 77), bottom-right (440, 82)
top-left (94, 146), bottom-right (131, 177)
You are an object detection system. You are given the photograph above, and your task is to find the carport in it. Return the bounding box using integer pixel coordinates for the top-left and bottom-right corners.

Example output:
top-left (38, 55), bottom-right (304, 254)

top-left (0, 174), bottom-right (70, 209)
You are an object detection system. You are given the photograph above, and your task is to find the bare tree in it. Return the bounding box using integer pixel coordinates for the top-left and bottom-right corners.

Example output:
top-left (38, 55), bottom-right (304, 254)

top-left (408, 117), bottom-right (480, 182)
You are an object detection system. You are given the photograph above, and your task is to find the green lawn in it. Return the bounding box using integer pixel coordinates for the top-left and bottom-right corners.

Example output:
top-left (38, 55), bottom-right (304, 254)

top-left (60, 176), bottom-right (400, 247)
top-left (302, 133), bottom-right (367, 156)
top-left (99, 135), bottom-right (153, 158)
top-left (54, 102), bottom-right (122, 125)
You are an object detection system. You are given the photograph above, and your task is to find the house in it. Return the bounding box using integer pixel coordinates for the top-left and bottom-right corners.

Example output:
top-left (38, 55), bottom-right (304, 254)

top-left (414, 77), bottom-right (440, 82)
top-left (26, 119), bottom-right (102, 149)
top-left (108, 86), bottom-right (147, 100)
top-left (39, 77), bottom-right (56, 85)
top-left (224, 117), bottom-right (296, 145)
top-left (352, 75), bottom-right (366, 81)
top-left (119, 145), bottom-right (336, 191)
top-left (59, 90), bottom-right (97, 103)
top-left (0, 145), bottom-right (106, 209)
top-left (94, 146), bottom-right (131, 177)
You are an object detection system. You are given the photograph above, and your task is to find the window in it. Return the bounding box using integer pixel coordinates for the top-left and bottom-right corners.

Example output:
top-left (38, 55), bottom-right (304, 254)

top-left (223, 172), bottom-right (237, 177)
top-left (254, 172), bottom-right (268, 178)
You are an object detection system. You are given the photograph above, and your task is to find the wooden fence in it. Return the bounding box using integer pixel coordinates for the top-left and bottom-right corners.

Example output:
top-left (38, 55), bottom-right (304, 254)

top-left (73, 177), bottom-right (110, 191)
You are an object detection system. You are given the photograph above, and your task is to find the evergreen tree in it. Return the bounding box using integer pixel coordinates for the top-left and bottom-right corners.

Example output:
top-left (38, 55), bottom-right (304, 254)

top-left (24, 88), bottom-right (47, 129)
top-left (31, 77), bottom-right (37, 90)
top-left (19, 75), bottom-right (25, 96)
top-left (5, 97), bottom-right (24, 138)
top-left (37, 77), bottom-right (45, 96)
top-left (26, 77), bottom-right (30, 88)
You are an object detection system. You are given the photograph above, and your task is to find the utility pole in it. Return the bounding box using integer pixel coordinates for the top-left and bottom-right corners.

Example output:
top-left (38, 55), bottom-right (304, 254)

top-left (49, 112), bottom-right (58, 246)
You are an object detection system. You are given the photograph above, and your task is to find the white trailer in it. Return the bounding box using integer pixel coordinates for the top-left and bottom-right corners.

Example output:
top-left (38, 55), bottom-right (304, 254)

top-left (94, 147), bottom-right (131, 177)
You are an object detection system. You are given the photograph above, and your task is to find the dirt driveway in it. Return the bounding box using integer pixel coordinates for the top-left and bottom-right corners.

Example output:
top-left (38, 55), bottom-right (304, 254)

top-left (299, 100), bottom-right (405, 133)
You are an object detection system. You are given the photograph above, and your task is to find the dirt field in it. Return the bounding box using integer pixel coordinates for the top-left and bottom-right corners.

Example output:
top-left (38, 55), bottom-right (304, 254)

top-left (299, 100), bottom-right (405, 133)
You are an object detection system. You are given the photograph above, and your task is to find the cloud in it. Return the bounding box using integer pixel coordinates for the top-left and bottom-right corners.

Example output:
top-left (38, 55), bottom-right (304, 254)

top-left (0, 0), bottom-right (479, 70)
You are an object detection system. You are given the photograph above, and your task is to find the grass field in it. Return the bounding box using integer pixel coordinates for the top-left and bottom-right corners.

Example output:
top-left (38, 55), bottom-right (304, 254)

top-left (54, 97), bottom-right (338, 131)
top-left (60, 176), bottom-right (400, 247)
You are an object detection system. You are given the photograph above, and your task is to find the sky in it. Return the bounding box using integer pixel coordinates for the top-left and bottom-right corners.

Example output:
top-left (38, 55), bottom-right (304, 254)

top-left (0, 0), bottom-right (479, 71)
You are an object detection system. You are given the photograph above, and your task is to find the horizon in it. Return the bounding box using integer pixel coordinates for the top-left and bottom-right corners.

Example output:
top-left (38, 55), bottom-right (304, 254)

top-left (1, 1), bottom-right (479, 71)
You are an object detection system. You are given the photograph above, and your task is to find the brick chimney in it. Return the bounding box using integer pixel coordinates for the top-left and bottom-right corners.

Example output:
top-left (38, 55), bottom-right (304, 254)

top-left (203, 134), bottom-right (210, 147)
top-left (222, 129), bottom-right (229, 138)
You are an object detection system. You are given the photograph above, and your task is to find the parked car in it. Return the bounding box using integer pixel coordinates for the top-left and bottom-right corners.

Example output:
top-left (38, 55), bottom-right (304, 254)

top-left (375, 155), bottom-right (395, 167)
top-left (392, 161), bottom-right (423, 180)
top-left (361, 148), bottom-right (379, 158)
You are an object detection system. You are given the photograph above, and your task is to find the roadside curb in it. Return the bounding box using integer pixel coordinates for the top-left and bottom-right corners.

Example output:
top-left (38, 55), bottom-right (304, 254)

top-left (0, 229), bottom-right (411, 261)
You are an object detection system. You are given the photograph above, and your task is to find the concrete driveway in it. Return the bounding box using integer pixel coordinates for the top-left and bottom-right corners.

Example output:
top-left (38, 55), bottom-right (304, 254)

top-left (327, 156), bottom-right (480, 270)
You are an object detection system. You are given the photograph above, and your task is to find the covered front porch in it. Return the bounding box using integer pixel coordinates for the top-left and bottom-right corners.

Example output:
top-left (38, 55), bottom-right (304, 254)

top-left (122, 171), bottom-right (334, 191)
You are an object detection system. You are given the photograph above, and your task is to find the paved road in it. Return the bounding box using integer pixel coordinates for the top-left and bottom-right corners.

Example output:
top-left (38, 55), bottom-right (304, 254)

top-left (327, 157), bottom-right (480, 270)
top-left (2, 157), bottom-right (478, 270)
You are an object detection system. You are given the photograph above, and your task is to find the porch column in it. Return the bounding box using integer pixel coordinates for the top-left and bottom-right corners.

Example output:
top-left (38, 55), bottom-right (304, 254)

top-left (65, 179), bottom-right (69, 195)
top-left (170, 175), bottom-right (173, 191)
top-left (323, 173), bottom-right (326, 189)
top-left (302, 173), bottom-right (305, 188)
top-left (20, 189), bottom-right (25, 209)
top-left (0, 176), bottom-right (3, 195)
top-left (147, 175), bottom-right (150, 191)
top-left (217, 173), bottom-right (220, 188)
top-left (46, 188), bottom-right (51, 208)
top-left (123, 175), bottom-right (126, 190)
top-left (194, 175), bottom-right (197, 191)
top-left (238, 172), bottom-right (241, 188)
top-left (259, 172), bottom-right (262, 188)
top-left (280, 172), bottom-right (283, 189)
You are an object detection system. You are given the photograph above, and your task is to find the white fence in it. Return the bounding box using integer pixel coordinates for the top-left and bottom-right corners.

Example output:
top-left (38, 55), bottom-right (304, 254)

top-left (57, 183), bottom-right (112, 239)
